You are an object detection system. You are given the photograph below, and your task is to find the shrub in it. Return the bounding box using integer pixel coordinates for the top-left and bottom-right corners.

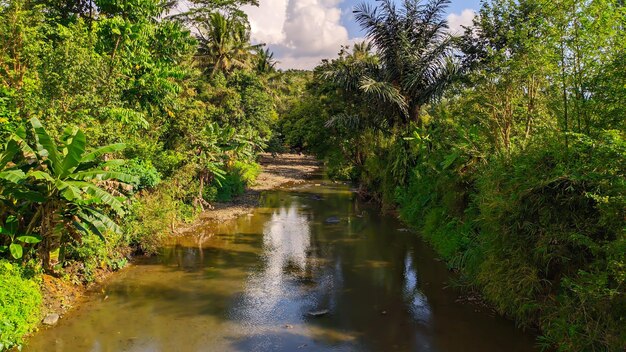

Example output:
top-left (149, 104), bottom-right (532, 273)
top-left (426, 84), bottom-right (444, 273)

top-left (123, 164), bottom-right (200, 254)
top-left (115, 158), bottom-right (161, 191)
top-left (0, 261), bottom-right (42, 351)
top-left (215, 161), bottom-right (261, 202)
top-left (64, 233), bottom-right (128, 284)
top-left (476, 131), bottom-right (625, 350)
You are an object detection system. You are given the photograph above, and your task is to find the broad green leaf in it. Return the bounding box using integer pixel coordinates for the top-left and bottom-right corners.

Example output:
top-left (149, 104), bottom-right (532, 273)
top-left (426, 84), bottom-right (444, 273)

top-left (69, 181), bottom-right (125, 215)
top-left (0, 169), bottom-right (26, 183)
top-left (71, 170), bottom-right (139, 184)
top-left (17, 235), bottom-right (42, 244)
top-left (9, 243), bottom-right (23, 259)
top-left (7, 189), bottom-right (46, 202)
top-left (61, 128), bottom-right (86, 177)
top-left (4, 215), bottom-right (18, 235)
top-left (76, 211), bottom-right (107, 242)
top-left (100, 159), bottom-right (127, 168)
top-left (0, 139), bottom-right (19, 169)
top-left (83, 208), bottom-right (122, 234)
top-left (0, 245), bottom-right (7, 253)
top-left (28, 170), bottom-right (56, 182)
top-left (55, 180), bottom-right (83, 201)
top-left (30, 117), bottom-right (63, 175)
top-left (81, 144), bottom-right (126, 163)
top-left (12, 126), bottom-right (36, 158)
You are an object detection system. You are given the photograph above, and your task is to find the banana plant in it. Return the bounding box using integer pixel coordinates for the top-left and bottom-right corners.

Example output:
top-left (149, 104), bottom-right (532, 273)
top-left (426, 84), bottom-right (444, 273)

top-left (0, 118), bottom-right (138, 270)
top-left (0, 215), bottom-right (41, 260)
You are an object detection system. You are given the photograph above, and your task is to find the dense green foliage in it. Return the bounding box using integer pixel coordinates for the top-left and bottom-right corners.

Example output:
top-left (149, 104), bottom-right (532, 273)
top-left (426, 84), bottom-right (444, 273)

top-left (277, 0), bottom-right (626, 350)
top-left (0, 0), bottom-right (624, 350)
top-left (0, 0), bottom-right (291, 348)
top-left (0, 261), bottom-right (41, 350)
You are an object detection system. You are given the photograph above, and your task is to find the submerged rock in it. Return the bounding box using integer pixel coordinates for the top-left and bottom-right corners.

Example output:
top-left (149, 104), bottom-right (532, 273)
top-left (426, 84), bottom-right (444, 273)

top-left (42, 313), bottom-right (60, 326)
top-left (308, 309), bottom-right (329, 317)
top-left (325, 217), bottom-right (340, 224)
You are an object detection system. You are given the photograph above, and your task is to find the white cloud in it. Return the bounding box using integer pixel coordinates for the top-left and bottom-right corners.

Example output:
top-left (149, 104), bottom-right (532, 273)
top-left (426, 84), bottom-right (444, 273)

top-left (244, 0), bottom-right (351, 70)
top-left (447, 9), bottom-right (476, 35)
top-left (245, 0), bottom-right (288, 44)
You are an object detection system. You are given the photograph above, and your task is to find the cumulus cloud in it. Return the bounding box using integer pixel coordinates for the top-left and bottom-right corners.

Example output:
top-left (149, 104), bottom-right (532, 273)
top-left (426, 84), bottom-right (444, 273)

top-left (244, 0), bottom-right (350, 70)
top-left (245, 0), bottom-right (288, 44)
top-left (447, 9), bottom-right (476, 35)
top-left (245, 3), bottom-right (477, 70)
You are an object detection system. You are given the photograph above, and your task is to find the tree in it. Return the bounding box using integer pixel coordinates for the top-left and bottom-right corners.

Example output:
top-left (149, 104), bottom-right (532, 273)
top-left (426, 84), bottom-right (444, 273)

top-left (254, 47), bottom-right (277, 74)
top-left (195, 12), bottom-right (256, 76)
top-left (323, 0), bottom-right (458, 127)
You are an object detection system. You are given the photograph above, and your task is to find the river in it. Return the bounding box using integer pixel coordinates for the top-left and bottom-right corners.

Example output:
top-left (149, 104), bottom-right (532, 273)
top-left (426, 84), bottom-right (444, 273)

top-left (26, 180), bottom-right (536, 351)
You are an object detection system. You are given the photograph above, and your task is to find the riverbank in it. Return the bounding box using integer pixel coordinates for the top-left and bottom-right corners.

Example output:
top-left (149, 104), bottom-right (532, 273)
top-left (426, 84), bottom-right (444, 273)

top-left (177, 153), bottom-right (320, 233)
top-left (35, 153), bottom-right (320, 336)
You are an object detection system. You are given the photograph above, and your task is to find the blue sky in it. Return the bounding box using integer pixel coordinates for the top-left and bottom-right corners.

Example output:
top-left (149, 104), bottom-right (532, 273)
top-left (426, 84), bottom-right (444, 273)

top-left (339, 0), bottom-right (482, 38)
top-left (244, 0), bottom-right (481, 69)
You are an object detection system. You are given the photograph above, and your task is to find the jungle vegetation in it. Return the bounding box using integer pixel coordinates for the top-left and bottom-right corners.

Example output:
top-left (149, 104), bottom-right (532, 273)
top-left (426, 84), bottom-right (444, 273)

top-left (0, 0), bottom-right (624, 351)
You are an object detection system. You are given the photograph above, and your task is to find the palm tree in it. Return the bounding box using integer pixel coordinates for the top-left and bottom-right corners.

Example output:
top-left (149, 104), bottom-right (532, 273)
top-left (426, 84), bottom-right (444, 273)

top-left (255, 47), bottom-right (278, 74)
top-left (195, 12), bottom-right (256, 76)
top-left (324, 0), bottom-right (458, 127)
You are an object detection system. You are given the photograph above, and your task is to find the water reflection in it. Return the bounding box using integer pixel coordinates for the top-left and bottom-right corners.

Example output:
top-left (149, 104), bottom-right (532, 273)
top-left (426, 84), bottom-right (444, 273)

top-left (235, 203), bottom-right (312, 326)
top-left (25, 184), bottom-right (537, 352)
top-left (403, 252), bottom-right (432, 324)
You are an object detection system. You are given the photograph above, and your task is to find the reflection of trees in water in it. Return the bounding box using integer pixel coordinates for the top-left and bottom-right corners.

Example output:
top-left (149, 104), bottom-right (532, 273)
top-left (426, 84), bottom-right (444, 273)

top-left (157, 190), bottom-right (434, 350)
top-left (300, 202), bottom-right (434, 350)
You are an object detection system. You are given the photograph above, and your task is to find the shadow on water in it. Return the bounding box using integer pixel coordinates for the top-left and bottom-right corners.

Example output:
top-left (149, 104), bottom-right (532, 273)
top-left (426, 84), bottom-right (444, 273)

top-left (26, 182), bottom-right (537, 352)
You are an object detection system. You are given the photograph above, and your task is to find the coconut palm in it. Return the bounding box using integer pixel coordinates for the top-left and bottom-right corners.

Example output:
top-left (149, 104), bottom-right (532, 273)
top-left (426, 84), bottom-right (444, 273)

top-left (255, 47), bottom-right (278, 74)
top-left (195, 12), bottom-right (257, 76)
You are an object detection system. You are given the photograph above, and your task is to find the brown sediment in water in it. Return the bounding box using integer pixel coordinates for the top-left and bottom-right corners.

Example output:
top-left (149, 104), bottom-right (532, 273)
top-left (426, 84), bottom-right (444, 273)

top-left (36, 153), bottom-right (319, 328)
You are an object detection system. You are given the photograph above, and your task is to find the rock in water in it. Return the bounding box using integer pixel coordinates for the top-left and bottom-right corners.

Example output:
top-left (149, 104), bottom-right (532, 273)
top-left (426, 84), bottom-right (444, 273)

top-left (325, 217), bottom-right (340, 224)
top-left (308, 309), bottom-right (329, 317)
top-left (43, 313), bottom-right (60, 326)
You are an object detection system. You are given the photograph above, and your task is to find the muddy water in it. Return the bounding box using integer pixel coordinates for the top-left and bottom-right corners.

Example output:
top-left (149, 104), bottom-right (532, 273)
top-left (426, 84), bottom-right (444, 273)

top-left (27, 182), bottom-right (536, 352)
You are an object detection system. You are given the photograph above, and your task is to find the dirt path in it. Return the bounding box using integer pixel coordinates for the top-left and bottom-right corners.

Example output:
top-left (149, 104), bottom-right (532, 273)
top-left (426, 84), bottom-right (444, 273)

top-left (178, 153), bottom-right (320, 231)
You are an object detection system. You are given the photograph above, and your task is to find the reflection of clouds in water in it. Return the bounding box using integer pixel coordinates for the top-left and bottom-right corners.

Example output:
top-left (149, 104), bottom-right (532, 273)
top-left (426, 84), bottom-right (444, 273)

top-left (264, 204), bottom-right (311, 270)
top-left (404, 252), bottom-right (432, 324)
top-left (237, 203), bottom-right (312, 326)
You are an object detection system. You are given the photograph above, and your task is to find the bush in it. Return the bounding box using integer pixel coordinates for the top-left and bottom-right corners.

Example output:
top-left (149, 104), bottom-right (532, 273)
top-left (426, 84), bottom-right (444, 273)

top-left (215, 161), bottom-right (261, 202)
top-left (116, 158), bottom-right (161, 191)
top-left (476, 131), bottom-right (626, 350)
top-left (123, 163), bottom-right (200, 254)
top-left (396, 129), bottom-right (625, 350)
top-left (64, 233), bottom-right (128, 284)
top-left (0, 261), bottom-right (42, 351)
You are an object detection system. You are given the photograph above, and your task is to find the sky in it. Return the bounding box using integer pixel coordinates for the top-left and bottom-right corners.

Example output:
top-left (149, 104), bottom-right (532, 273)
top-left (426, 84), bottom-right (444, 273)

top-left (243, 0), bottom-right (481, 70)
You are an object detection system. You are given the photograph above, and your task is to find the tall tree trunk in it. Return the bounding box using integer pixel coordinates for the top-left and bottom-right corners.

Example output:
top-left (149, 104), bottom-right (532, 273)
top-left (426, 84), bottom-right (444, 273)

top-left (560, 40), bottom-right (570, 151)
top-left (411, 104), bottom-right (422, 128)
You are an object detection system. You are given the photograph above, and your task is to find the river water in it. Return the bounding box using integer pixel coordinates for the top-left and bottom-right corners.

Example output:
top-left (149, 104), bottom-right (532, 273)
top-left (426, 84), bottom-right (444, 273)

top-left (27, 181), bottom-right (536, 352)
